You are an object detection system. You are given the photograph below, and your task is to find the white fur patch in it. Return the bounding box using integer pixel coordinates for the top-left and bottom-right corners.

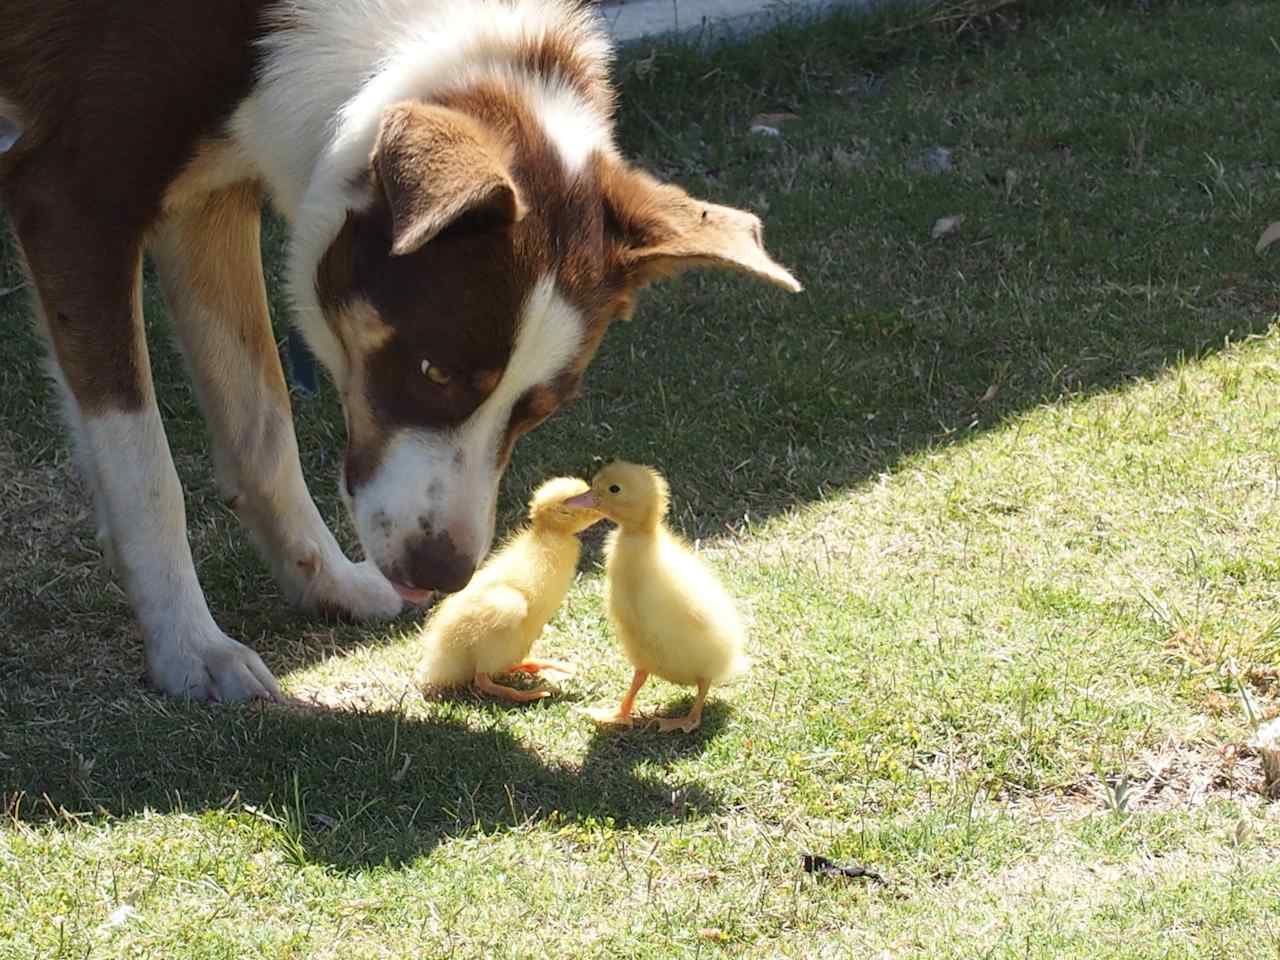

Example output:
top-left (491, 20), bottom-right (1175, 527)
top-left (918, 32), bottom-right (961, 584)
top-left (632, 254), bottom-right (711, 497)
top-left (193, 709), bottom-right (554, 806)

top-left (352, 274), bottom-right (584, 580)
top-left (78, 410), bottom-right (205, 628)
top-left (527, 78), bottom-right (611, 175)
top-left (74, 409), bottom-right (276, 699)
top-left (230, 0), bottom-right (613, 391)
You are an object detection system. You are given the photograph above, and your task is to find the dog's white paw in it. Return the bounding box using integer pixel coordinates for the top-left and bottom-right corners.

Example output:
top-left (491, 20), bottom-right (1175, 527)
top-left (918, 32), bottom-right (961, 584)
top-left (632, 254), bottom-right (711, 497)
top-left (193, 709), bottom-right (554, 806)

top-left (146, 626), bottom-right (281, 703)
top-left (302, 555), bottom-right (406, 621)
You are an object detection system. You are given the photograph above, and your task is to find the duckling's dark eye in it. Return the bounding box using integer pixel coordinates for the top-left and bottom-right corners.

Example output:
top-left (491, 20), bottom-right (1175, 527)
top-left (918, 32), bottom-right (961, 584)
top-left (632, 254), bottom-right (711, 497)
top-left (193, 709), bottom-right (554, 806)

top-left (609, 484), bottom-right (621, 494)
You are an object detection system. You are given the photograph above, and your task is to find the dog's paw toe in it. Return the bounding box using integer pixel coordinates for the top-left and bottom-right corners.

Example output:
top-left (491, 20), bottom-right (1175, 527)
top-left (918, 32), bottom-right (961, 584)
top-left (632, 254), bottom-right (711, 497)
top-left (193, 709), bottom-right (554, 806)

top-left (147, 631), bottom-right (281, 703)
top-left (306, 558), bottom-right (405, 621)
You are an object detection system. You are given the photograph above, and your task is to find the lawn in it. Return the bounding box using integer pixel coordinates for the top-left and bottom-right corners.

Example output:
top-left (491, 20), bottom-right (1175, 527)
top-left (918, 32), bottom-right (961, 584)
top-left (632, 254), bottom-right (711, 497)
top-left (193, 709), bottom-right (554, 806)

top-left (4, 1), bottom-right (1280, 956)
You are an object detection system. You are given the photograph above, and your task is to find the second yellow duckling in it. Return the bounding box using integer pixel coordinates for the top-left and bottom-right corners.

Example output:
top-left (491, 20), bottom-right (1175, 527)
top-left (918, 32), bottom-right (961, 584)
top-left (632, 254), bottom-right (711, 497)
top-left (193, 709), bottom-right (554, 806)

top-left (565, 461), bottom-right (749, 732)
top-left (413, 477), bottom-right (602, 702)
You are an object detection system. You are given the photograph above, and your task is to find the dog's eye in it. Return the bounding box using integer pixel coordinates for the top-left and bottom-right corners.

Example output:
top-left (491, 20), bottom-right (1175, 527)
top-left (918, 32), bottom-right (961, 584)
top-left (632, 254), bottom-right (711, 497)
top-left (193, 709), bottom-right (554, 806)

top-left (609, 484), bottom-right (621, 494)
top-left (420, 360), bottom-right (451, 386)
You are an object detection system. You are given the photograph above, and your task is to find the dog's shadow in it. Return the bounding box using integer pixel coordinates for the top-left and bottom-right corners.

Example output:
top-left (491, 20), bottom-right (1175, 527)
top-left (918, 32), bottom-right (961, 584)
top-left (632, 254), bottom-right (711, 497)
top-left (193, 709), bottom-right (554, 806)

top-left (6, 680), bottom-right (731, 871)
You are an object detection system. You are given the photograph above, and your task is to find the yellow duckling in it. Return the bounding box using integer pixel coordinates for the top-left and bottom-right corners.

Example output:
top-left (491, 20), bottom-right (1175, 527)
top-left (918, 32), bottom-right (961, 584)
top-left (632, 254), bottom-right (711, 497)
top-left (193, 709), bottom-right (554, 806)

top-left (413, 477), bottom-right (602, 702)
top-left (565, 461), bottom-right (749, 733)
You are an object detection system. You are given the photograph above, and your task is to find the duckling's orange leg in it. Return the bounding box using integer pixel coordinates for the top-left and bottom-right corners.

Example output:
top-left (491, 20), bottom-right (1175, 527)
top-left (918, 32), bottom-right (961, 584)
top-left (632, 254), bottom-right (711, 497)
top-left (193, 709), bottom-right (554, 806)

top-left (474, 672), bottom-right (551, 703)
top-left (511, 658), bottom-right (576, 680)
top-left (587, 669), bottom-right (648, 727)
top-left (656, 678), bottom-right (711, 734)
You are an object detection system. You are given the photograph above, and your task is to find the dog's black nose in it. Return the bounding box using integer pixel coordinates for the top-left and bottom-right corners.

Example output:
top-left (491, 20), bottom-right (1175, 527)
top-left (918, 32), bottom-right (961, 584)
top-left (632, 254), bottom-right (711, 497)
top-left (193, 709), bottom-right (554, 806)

top-left (400, 532), bottom-right (475, 593)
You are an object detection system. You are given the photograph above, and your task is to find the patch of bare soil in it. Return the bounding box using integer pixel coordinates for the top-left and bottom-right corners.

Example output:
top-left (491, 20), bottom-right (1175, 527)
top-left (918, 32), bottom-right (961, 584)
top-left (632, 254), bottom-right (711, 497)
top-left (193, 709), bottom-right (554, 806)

top-left (287, 663), bottom-right (420, 713)
top-left (1003, 737), bottom-right (1275, 818)
top-left (0, 440), bottom-right (91, 581)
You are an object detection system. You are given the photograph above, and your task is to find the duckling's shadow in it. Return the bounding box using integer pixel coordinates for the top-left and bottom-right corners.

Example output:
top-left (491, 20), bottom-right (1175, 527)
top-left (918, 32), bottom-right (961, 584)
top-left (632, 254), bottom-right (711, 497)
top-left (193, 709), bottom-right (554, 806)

top-left (580, 698), bottom-right (733, 772)
top-left (421, 675), bottom-right (590, 709)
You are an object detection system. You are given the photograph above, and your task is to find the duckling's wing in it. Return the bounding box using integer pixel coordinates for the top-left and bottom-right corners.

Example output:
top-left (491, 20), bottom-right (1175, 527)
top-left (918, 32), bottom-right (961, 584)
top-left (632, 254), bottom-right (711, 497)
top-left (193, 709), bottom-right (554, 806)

top-left (461, 584), bottom-right (529, 634)
top-left (415, 585), bottom-right (530, 688)
top-left (466, 585), bottom-right (540, 677)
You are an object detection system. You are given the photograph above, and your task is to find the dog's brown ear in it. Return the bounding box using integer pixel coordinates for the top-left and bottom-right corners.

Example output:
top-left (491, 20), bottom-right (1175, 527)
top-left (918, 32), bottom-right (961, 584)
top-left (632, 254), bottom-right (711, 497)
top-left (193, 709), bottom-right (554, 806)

top-left (372, 101), bottom-right (526, 256)
top-left (602, 162), bottom-right (801, 294)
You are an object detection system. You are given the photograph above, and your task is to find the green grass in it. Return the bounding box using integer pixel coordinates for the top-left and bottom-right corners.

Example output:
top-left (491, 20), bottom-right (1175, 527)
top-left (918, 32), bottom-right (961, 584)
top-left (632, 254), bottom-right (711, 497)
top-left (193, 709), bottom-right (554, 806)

top-left (5, 1), bottom-right (1280, 956)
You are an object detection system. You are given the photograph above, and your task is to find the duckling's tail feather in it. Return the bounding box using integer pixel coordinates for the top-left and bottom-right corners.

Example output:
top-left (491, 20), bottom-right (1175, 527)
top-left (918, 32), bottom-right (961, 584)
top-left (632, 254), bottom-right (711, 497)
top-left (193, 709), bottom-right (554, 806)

top-left (723, 652), bottom-right (752, 682)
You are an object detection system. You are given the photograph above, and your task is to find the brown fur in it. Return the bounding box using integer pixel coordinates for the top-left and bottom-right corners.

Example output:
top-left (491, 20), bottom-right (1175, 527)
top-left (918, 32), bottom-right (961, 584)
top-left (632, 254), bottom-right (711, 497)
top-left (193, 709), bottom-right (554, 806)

top-left (316, 80), bottom-right (623, 492)
top-left (148, 183), bottom-right (296, 503)
top-left (600, 162), bottom-right (802, 295)
top-left (0, 0), bottom-right (270, 413)
top-left (373, 102), bottom-right (527, 256)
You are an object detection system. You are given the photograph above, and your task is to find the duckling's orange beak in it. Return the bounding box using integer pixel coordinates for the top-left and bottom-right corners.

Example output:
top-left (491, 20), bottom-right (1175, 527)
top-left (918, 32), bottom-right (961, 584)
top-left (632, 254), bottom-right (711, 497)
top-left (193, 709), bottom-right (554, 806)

top-left (563, 491), bottom-right (597, 509)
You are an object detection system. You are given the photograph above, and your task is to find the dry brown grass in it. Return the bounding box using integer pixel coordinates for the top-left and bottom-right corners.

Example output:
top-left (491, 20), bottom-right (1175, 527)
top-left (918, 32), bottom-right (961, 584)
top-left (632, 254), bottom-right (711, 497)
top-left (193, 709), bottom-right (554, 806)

top-left (1004, 736), bottom-right (1274, 818)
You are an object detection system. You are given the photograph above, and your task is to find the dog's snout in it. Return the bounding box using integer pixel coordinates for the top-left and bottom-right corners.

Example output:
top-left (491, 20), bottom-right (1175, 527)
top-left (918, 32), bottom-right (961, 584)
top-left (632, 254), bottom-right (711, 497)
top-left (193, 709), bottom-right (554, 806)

top-left (401, 532), bottom-right (475, 593)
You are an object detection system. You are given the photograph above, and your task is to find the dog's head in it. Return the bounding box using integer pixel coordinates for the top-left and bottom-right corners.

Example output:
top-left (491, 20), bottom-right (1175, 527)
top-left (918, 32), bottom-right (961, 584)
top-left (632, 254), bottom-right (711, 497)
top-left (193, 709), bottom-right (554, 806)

top-left (309, 98), bottom-right (799, 600)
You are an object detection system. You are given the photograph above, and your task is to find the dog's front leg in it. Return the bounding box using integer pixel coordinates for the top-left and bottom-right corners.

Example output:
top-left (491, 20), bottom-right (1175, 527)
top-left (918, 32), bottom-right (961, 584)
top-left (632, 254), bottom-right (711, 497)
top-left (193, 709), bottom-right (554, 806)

top-left (148, 185), bottom-right (403, 622)
top-left (10, 188), bottom-right (280, 701)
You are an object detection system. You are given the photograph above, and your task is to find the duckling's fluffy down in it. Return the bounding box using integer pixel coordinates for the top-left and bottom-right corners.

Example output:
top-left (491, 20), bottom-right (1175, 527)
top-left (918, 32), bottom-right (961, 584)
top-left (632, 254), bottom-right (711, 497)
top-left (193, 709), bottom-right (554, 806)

top-left (413, 583), bottom-right (530, 688)
top-left (605, 527), bottom-right (749, 687)
top-left (413, 476), bottom-right (598, 693)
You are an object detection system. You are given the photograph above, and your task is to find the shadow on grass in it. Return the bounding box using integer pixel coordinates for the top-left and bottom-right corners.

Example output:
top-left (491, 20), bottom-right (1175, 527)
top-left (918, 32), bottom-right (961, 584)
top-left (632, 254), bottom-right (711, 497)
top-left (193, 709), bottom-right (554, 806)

top-left (2, 685), bottom-right (727, 870)
top-left (498, 2), bottom-right (1280, 544)
top-left (581, 698), bottom-right (733, 768)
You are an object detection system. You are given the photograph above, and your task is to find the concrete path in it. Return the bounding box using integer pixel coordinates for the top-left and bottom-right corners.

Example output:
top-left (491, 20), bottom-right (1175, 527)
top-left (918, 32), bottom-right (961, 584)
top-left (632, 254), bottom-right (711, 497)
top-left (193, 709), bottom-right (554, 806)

top-left (595, 0), bottom-right (892, 46)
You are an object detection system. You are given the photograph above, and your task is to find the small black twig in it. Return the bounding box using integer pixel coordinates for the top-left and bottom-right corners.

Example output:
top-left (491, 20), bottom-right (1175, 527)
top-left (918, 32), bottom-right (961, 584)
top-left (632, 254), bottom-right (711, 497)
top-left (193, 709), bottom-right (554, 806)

top-left (802, 853), bottom-right (884, 883)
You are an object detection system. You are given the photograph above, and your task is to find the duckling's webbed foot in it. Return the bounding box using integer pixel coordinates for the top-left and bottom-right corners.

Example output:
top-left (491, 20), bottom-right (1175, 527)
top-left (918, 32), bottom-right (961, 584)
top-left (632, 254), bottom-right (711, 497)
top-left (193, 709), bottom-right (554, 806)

top-left (655, 714), bottom-right (700, 733)
top-left (587, 668), bottom-right (648, 727)
top-left (655, 678), bottom-right (710, 734)
top-left (586, 704), bottom-right (635, 727)
top-left (475, 672), bottom-right (551, 703)
top-left (511, 658), bottom-right (576, 681)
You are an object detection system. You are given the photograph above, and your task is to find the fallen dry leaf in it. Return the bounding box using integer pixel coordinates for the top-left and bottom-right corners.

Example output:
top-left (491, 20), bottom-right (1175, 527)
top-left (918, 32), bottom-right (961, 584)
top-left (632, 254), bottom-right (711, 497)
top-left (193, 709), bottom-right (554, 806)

top-left (1249, 716), bottom-right (1280, 793)
top-left (1233, 817), bottom-right (1253, 847)
top-left (390, 753), bottom-right (413, 782)
top-left (749, 111), bottom-right (799, 138)
top-left (698, 928), bottom-right (729, 942)
top-left (751, 111), bottom-right (799, 128)
top-left (627, 50), bottom-right (657, 80)
top-left (831, 146), bottom-right (867, 171)
top-left (1256, 221), bottom-right (1280, 255)
top-left (978, 383), bottom-right (999, 403)
top-left (930, 215), bottom-right (964, 240)
top-left (1004, 167), bottom-right (1019, 198)
top-left (909, 145), bottom-right (953, 174)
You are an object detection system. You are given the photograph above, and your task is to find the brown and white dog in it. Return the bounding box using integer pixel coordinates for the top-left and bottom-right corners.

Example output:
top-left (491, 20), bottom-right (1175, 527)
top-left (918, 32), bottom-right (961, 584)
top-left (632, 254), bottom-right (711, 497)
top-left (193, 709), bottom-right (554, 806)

top-left (0, 0), bottom-right (798, 702)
